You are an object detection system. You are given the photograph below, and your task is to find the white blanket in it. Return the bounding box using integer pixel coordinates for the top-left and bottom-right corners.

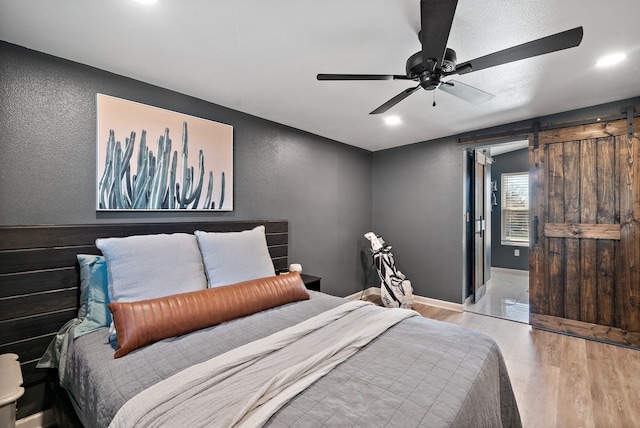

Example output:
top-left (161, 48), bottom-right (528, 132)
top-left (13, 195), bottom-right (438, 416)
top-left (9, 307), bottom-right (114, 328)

top-left (109, 300), bottom-right (417, 428)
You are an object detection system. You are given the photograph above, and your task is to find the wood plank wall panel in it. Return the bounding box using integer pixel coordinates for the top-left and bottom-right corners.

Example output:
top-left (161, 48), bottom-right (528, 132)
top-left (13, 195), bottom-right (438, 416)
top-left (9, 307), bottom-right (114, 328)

top-left (0, 309), bottom-right (78, 345)
top-left (0, 246), bottom-right (97, 274)
top-left (530, 119), bottom-right (640, 348)
top-left (0, 289), bottom-right (77, 321)
top-left (0, 269), bottom-right (78, 298)
top-left (0, 335), bottom-right (56, 363)
top-left (0, 220), bottom-right (288, 418)
top-left (0, 221), bottom-right (289, 251)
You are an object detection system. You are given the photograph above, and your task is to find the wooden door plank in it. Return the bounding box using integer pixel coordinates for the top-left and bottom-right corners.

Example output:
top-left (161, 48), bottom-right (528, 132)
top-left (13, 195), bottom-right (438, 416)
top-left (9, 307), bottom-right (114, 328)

top-left (529, 145), bottom-right (548, 315)
top-left (563, 141), bottom-right (581, 320)
top-left (543, 223), bottom-right (621, 240)
top-left (617, 135), bottom-right (639, 331)
top-left (596, 241), bottom-right (616, 326)
top-left (596, 136), bottom-right (618, 224)
top-left (631, 135), bottom-right (640, 332)
top-left (530, 313), bottom-right (640, 347)
top-left (538, 119), bottom-right (640, 146)
top-left (548, 142), bottom-right (566, 318)
top-left (580, 138), bottom-right (597, 323)
top-left (596, 136), bottom-right (617, 326)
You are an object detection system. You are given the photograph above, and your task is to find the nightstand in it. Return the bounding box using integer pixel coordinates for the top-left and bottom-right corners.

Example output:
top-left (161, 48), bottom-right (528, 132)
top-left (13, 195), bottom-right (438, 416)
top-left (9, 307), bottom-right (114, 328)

top-left (0, 354), bottom-right (24, 428)
top-left (300, 273), bottom-right (321, 292)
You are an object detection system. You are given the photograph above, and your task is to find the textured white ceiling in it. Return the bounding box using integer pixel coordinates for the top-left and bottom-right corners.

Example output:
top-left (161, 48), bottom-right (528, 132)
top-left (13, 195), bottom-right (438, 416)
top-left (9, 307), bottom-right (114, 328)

top-left (1, 0), bottom-right (639, 151)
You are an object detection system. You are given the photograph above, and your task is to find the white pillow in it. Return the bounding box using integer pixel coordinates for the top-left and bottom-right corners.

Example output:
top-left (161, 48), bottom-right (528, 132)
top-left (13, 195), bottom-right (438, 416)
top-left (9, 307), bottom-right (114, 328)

top-left (195, 225), bottom-right (276, 287)
top-left (96, 233), bottom-right (207, 303)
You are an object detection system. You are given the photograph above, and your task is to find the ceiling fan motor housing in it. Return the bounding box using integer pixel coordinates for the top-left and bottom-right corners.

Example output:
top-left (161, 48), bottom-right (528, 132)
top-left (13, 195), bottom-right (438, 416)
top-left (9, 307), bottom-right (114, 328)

top-left (407, 47), bottom-right (457, 90)
top-left (406, 51), bottom-right (426, 78)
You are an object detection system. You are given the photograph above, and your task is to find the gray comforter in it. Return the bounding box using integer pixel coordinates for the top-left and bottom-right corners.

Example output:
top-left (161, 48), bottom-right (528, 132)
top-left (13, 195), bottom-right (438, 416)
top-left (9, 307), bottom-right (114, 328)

top-left (64, 292), bottom-right (521, 427)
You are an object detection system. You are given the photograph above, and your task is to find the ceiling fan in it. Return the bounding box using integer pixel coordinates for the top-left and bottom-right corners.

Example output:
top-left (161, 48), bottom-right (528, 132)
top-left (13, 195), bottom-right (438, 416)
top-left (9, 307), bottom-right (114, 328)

top-left (317, 0), bottom-right (583, 114)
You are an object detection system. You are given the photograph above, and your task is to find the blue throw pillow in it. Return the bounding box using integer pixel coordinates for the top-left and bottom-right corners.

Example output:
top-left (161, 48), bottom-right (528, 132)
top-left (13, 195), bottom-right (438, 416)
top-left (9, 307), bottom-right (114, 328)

top-left (74, 255), bottom-right (112, 338)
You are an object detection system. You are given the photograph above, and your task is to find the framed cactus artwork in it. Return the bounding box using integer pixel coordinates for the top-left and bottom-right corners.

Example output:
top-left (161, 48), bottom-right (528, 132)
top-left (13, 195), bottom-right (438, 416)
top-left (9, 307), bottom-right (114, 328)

top-left (96, 94), bottom-right (233, 211)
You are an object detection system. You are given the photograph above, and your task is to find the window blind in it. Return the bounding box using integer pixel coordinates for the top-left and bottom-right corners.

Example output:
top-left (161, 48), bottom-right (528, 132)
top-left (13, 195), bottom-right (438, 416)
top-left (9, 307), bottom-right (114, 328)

top-left (501, 173), bottom-right (529, 243)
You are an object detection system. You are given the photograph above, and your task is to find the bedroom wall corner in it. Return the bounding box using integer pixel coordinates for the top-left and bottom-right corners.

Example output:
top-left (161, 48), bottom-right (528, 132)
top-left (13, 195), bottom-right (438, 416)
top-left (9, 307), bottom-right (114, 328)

top-left (371, 138), bottom-right (465, 304)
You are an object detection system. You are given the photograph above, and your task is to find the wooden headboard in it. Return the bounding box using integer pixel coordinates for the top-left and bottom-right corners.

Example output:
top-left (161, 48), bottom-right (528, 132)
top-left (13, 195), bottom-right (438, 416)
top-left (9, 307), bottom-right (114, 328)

top-left (0, 220), bottom-right (288, 419)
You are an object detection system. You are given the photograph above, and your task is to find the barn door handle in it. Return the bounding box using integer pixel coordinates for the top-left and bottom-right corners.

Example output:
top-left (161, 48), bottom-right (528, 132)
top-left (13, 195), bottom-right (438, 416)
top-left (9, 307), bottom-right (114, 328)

top-left (533, 215), bottom-right (539, 244)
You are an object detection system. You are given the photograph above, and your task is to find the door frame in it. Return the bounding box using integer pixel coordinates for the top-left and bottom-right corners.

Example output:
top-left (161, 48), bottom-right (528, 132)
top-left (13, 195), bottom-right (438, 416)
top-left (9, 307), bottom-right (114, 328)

top-left (463, 148), bottom-right (493, 304)
top-left (463, 140), bottom-right (530, 309)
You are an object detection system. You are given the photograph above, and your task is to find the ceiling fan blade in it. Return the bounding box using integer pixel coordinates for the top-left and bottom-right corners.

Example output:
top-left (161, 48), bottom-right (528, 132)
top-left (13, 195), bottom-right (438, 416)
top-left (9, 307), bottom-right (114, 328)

top-left (317, 74), bottom-right (411, 81)
top-left (420, 0), bottom-right (458, 73)
top-left (454, 26), bottom-right (584, 75)
top-left (439, 80), bottom-right (495, 105)
top-left (370, 85), bottom-right (421, 115)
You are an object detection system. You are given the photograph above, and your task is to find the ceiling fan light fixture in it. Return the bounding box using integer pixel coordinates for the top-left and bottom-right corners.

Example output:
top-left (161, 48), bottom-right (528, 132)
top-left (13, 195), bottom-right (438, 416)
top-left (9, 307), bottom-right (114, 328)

top-left (596, 52), bottom-right (626, 67)
top-left (384, 116), bottom-right (402, 126)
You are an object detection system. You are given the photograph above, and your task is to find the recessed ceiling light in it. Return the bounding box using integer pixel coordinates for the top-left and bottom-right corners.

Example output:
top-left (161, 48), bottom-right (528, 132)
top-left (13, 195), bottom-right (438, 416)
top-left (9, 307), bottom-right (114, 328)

top-left (597, 52), bottom-right (626, 67)
top-left (384, 116), bottom-right (401, 126)
top-left (132, 0), bottom-right (158, 4)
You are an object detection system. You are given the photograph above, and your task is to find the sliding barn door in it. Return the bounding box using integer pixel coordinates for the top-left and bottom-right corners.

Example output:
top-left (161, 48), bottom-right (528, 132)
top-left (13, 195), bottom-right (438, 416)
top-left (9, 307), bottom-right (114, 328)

top-left (529, 119), bottom-right (640, 347)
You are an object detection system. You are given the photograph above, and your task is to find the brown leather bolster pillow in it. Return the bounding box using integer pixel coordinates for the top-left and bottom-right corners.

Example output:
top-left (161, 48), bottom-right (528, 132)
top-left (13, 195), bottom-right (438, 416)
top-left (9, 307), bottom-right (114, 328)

top-left (108, 272), bottom-right (309, 358)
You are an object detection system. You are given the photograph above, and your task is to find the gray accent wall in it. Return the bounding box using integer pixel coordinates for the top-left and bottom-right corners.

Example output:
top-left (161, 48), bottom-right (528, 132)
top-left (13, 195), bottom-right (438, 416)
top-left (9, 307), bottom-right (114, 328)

top-left (0, 41), bottom-right (372, 297)
top-left (490, 148), bottom-right (530, 270)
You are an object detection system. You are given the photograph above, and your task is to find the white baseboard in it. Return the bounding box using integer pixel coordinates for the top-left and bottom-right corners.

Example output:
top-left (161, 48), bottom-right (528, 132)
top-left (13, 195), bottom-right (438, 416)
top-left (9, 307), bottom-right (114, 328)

top-left (344, 287), bottom-right (379, 300)
top-left (491, 267), bottom-right (529, 277)
top-left (16, 410), bottom-right (55, 428)
top-left (413, 294), bottom-right (463, 312)
top-left (345, 287), bottom-right (463, 312)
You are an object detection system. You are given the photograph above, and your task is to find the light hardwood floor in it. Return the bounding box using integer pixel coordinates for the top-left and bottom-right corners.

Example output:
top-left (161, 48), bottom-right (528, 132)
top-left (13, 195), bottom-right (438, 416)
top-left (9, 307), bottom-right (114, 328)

top-left (365, 296), bottom-right (640, 428)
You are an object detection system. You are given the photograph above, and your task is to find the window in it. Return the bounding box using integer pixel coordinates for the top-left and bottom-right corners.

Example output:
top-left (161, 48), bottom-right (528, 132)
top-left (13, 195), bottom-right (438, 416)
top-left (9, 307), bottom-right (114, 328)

top-left (501, 172), bottom-right (529, 246)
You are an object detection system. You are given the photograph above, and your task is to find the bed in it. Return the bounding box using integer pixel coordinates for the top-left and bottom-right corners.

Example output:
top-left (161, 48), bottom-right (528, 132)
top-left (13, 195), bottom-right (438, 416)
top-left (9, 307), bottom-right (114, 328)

top-left (0, 221), bottom-right (521, 427)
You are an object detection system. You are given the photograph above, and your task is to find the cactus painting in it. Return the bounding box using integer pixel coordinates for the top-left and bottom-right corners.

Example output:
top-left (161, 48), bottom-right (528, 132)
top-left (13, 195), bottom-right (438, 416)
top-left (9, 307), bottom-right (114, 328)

top-left (96, 94), bottom-right (233, 211)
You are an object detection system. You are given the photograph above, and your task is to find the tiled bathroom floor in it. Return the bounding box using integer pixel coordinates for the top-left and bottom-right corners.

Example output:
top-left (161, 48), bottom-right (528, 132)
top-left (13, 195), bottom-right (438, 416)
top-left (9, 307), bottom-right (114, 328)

top-left (465, 268), bottom-right (529, 323)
